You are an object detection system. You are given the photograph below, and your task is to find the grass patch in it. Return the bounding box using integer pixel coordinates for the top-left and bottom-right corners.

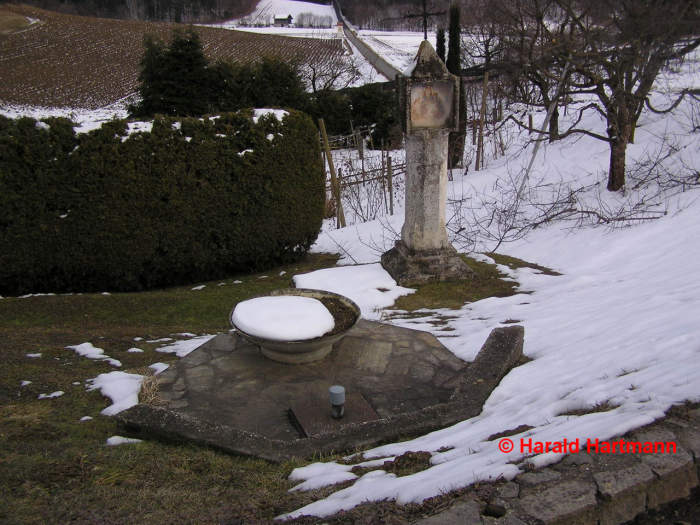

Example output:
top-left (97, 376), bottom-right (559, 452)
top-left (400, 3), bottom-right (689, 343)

top-left (390, 254), bottom-right (520, 312)
top-left (556, 401), bottom-right (620, 417)
top-left (0, 10), bottom-right (34, 35)
top-left (487, 253), bottom-right (561, 276)
top-left (0, 253), bottom-right (351, 524)
top-left (486, 424), bottom-right (535, 441)
top-left (351, 451), bottom-right (432, 478)
top-left (0, 249), bottom-right (548, 523)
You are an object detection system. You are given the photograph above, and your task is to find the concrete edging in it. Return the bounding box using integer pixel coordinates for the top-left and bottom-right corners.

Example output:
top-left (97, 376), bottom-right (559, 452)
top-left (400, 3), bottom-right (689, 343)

top-left (414, 405), bottom-right (700, 524)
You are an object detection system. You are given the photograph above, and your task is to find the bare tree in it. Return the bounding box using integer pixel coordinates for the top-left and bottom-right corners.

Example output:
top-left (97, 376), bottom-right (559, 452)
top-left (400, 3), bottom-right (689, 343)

top-left (549, 0), bottom-right (699, 191)
top-left (300, 53), bottom-right (363, 93)
top-left (496, 0), bottom-right (575, 141)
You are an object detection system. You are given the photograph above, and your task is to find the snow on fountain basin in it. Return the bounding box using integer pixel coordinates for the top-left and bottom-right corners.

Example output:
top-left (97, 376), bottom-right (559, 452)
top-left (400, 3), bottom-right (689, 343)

top-left (231, 295), bottom-right (335, 341)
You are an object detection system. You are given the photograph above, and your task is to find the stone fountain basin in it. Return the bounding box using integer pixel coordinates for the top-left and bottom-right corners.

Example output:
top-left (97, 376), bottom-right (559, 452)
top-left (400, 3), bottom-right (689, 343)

top-left (230, 288), bottom-right (361, 364)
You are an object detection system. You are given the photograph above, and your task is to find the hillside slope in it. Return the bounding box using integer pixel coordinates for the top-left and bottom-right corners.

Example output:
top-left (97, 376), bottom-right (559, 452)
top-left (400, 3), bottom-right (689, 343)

top-left (0, 4), bottom-right (344, 109)
top-left (1, 0), bottom-right (258, 23)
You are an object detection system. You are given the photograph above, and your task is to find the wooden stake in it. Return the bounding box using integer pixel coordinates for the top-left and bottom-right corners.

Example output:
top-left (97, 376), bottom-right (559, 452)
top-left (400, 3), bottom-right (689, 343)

top-left (476, 70), bottom-right (489, 171)
top-left (387, 155), bottom-right (394, 215)
top-left (319, 118), bottom-right (346, 228)
top-left (380, 148), bottom-right (388, 214)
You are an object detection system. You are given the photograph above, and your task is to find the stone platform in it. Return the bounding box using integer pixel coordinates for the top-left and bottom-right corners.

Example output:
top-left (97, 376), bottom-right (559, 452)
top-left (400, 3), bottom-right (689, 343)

top-left (117, 321), bottom-right (524, 461)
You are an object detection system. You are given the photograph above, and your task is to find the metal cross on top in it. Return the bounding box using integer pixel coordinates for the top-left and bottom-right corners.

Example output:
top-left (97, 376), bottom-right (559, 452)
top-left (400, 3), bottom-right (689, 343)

top-left (383, 0), bottom-right (446, 40)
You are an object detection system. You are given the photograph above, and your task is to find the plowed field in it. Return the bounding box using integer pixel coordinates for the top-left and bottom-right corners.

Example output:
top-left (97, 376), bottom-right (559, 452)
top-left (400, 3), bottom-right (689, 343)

top-left (0, 4), bottom-right (345, 109)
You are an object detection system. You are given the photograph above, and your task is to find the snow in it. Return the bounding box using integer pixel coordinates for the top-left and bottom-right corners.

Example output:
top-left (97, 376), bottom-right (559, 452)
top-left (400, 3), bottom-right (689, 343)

top-left (148, 362), bottom-right (169, 375)
top-left (293, 264), bottom-right (414, 320)
top-left (0, 100), bottom-right (129, 134)
top-left (66, 342), bottom-right (122, 367)
top-left (220, 0), bottom-right (337, 28)
top-left (231, 296), bottom-right (335, 341)
top-left (38, 391), bottom-right (64, 399)
top-left (127, 348), bottom-right (144, 353)
top-left (106, 436), bottom-right (143, 446)
top-left (125, 121), bottom-right (153, 136)
top-left (289, 464), bottom-right (357, 492)
top-left (25, 353), bottom-right (42, 358)
top-left (191, 285), bottom-right (206, 291)
top-left (358, 30), bottom-right (428, 73)
top-left (83, 334), bottom-right (212, 416)
top-left (86, 371), bottom-right (144, 416)
top-left (155, 334), bottom-right (216, 358)
top-left (277, 52), bottom-right (700, 519)
top-left (80, 416), bottom-right (93, 422)
top-left (20, 380), bottom-right (32, 387)
top-left (252, 108), bottom-right (289, 123)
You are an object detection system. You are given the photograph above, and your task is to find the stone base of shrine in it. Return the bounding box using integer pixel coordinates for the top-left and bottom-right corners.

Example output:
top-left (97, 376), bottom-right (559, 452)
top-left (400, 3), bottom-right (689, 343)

top-left (381, 240), bottom-right (474, 287)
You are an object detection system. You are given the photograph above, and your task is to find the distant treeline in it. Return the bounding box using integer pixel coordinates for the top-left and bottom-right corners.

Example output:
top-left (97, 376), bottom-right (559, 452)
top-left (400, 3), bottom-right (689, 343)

top-left (8, 0), bottom-right (442, 26)
top-left (5, 0), bottom-right (258, 23)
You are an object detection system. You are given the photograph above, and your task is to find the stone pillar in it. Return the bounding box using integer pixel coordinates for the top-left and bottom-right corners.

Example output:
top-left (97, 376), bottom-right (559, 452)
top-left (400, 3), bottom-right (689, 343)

top-left (381, 41), bottom-right (473, 287)
top-left (402, 129), bottom-right (450, 251)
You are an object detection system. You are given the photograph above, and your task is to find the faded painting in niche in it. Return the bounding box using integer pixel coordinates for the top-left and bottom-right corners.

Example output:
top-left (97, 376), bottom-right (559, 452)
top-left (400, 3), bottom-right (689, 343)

top-left (410, 81), bottom-right (453, 130)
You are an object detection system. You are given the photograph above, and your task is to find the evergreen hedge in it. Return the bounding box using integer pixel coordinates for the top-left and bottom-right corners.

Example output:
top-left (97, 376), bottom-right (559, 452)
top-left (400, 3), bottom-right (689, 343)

top-left (0, 110), bottom-right (324, 295)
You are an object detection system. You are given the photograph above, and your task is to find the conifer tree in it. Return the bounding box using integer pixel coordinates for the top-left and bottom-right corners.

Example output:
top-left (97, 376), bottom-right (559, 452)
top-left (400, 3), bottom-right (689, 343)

top-left (134, 35), bottom-right (167, 116)
top-left (446, 3), bottom-right (465, 168)
top-left (436, 27), bottom-right (446, 62)
top-left (446, 3), bottom-right (461, 74)
top-left (133, 28), bottom-right (212, 116)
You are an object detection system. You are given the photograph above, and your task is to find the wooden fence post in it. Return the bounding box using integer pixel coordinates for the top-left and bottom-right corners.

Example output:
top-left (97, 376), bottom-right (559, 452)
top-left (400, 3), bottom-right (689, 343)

top-left (380, 148), bottom-right (388, 214)
top-left (476, 70), bottom-right (489, 171)
top-left (319, 118), bottom-right (346, 229)
top-left (387, 155), bottom-right (394, 215)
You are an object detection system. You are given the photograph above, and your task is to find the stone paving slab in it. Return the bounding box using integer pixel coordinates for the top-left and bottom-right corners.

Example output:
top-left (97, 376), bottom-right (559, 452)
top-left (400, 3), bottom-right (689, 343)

top-left (412, 404), bottom-right (700, 525)
top-left (290, 392), bottom-right (378, 437)
top-left (117, 322), bottom-right (524, 461)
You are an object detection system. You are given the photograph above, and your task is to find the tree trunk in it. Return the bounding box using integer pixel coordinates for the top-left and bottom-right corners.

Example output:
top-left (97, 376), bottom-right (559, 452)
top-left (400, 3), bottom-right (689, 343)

top-left (607, 138), bottom-right (627, 191)
top-left (548, 105), bottom-right (559, 142)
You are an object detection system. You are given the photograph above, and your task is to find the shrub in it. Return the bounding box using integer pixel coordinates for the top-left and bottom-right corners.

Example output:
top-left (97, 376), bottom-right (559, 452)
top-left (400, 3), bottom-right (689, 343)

top-left (212, 57), bottom-right (308, 113)
top-left (132, 28), bottom-right (308, 119)
top-left (0, 110), bottom-right (325, 295)
top-left (131, 28), bottom-right (215, 117)
top-left (303, 81), bottom-right (401, 148)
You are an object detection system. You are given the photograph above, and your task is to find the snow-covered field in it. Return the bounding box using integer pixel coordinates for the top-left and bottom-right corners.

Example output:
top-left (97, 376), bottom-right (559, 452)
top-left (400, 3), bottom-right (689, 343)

top-left (211, 0), bottom-right (337, 30)
top-left (357, 30), bottom-right (428, 72)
